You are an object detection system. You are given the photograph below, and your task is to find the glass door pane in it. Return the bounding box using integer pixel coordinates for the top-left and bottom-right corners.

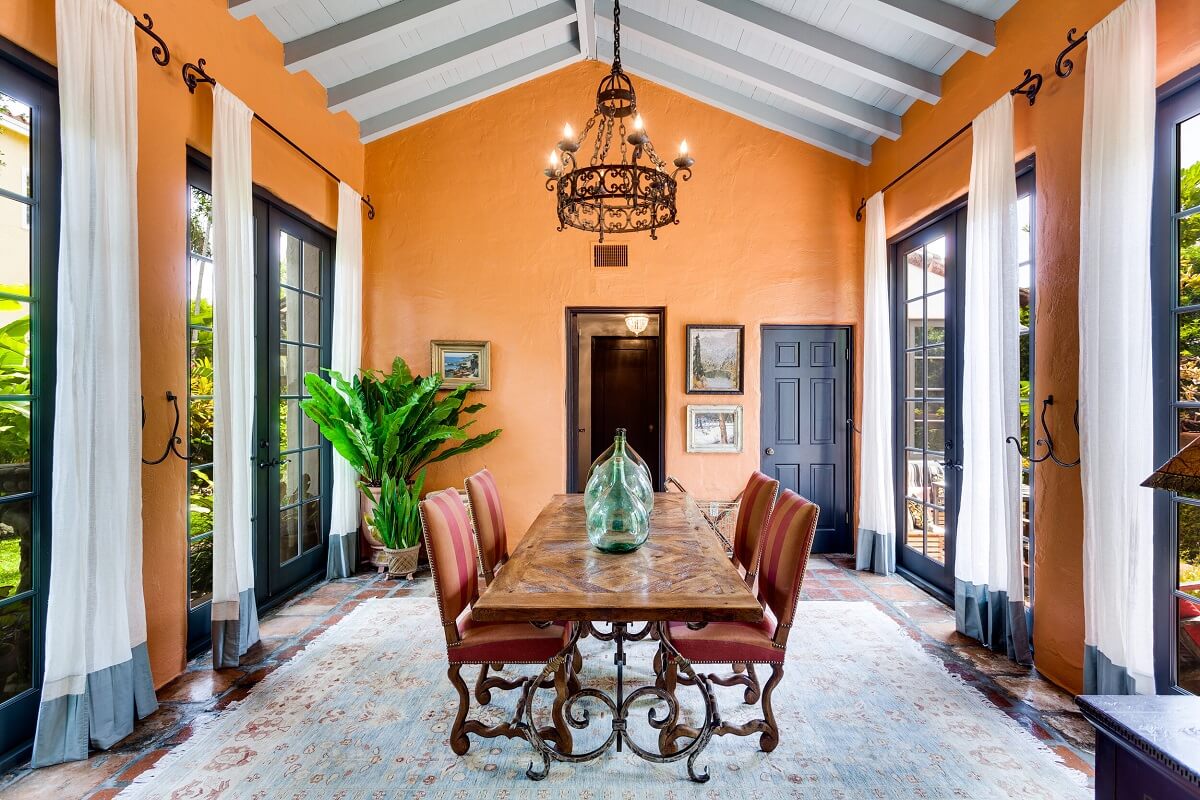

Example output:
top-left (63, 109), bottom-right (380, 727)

top-left (894, 213), bottom-right (960, 596)
top-left (185, 169), bottom-right (215, 651)
top-left (0, 61), bottom-right (58, 766)
top-left (262, 208), bottom-right (331, 597)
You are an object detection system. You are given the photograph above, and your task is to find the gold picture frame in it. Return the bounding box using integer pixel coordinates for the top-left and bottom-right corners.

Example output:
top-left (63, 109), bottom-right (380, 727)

top-left (431, 340), bottom-right (491, 390)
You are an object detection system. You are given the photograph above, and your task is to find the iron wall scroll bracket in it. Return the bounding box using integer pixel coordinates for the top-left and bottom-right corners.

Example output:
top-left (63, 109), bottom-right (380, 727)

top-left (1009, 68), bottom-right (1044, 106)
top-left (1006, 393), bottom-right (1080, 469)
top-left (141, 391), bottom-right (194, 465)
top-left (133, 13), bottom-right (170, 67)
top-left (182, 58), bottom-right (216, 94)
top-left (1055, 27), bottom-right (1088, 79)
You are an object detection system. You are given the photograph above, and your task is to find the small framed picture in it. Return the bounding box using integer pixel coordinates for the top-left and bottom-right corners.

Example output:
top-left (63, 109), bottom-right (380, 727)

top-left (686, 324), bottom-right (744, 394)
top-left (431, 340), bottom-right (491, 390)
top-left (686, 404), bottom-right (743, 453)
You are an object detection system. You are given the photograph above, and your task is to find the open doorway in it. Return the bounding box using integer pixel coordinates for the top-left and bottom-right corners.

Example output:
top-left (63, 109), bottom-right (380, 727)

top-left (566, 308), bottom-right (666, 493)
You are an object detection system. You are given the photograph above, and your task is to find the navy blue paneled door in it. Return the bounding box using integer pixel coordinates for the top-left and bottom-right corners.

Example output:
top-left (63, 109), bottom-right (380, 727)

top-left (759, 326), bottom-right (852, 553)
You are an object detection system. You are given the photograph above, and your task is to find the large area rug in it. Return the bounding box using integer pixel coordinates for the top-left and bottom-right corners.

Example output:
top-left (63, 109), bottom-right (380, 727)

top-left (122, 598), bottom-right (1089, 799)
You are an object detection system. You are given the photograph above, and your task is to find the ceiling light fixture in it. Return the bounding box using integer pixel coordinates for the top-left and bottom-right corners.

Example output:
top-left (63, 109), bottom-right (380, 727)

top-left (543, 0), bottom-right (694, 242)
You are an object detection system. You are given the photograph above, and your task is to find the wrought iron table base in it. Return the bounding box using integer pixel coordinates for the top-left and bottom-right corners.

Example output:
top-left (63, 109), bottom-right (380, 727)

top-left (518, 621), bottom-right (719, 783)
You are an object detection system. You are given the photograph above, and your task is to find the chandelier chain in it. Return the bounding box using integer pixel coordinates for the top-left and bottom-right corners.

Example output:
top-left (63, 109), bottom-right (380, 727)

top-left (612, 0), bottom-right (622, 70)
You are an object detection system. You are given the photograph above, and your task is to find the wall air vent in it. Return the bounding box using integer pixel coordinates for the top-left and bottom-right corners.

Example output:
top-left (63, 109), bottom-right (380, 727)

top-left (592, 243), bottom-right (629, 268)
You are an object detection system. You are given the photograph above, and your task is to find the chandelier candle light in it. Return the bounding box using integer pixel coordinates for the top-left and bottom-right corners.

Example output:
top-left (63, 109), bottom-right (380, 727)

top-left (543, 0), bottom-right (694, 241)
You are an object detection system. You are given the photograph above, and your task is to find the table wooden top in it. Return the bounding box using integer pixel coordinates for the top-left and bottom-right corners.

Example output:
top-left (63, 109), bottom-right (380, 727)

top-left (472, 493), bottom-right (763, 624)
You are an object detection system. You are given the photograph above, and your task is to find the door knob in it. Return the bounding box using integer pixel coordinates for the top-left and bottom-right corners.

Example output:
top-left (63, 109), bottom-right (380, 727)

top-left (765, 447), bottom-right (775, 456)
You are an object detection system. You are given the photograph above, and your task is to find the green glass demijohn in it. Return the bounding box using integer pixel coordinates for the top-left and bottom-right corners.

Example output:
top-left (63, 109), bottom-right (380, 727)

top-left (585, 428), bottom-right (654, 513)
top-left (585, 436), bottom-right (650, 553)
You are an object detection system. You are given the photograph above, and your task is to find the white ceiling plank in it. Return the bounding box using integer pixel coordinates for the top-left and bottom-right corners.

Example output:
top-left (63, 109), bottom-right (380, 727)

top-left (359, 42), bottom-right (583, 142)
top-left (327, 0), bottom-right (576, 113)
top-left (597, 38), bottom-right (872, 164)
top-left (601, 5), bottom-right (899, 140)
top-left (228, 0), bottom-right (289, 20)
top-left (284, 0), bottom-right (474, 73)
top-left (688, 0), bottom-right (940, 103)
top-left (576, 0), bottom-right (597, 60)
top-left (848, 0), bottom-right (995, 55)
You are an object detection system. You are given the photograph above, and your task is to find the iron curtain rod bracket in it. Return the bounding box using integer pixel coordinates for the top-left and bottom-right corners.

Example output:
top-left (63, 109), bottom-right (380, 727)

top-left (1010, 68), bottom-right (1043, 107)
top-left (141, 391), bottom-right (193, 465)
top-left (1056, 27), bottom-right (1088, 78)
top-left (181, 57), bottom-right (376, 219)
top-left (1006, 394), bottom-right (1080, 469)
top-left (133, 13), bottom-right (170, 67)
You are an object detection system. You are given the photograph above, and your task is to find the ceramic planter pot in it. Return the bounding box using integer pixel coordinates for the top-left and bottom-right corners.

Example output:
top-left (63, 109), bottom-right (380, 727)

top-left (359, 486), bottom-right (389, 571)
top-left (383, 545), bottom-right (420, 579)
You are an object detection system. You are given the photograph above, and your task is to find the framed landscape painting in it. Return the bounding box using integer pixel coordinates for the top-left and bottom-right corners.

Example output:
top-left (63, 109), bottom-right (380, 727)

top-left (431, 340), bottom-right (491, 390)
top-left (686, 324), bottom-right (744, 394)
top-left (686, 404), bottom-right (743, 453)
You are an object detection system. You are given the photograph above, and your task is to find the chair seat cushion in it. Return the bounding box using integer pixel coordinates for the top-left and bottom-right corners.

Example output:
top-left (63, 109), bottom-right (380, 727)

top-left (667, 612), bottom-right (783, 664)
top-left (449, 614), bottom-right (569, 665)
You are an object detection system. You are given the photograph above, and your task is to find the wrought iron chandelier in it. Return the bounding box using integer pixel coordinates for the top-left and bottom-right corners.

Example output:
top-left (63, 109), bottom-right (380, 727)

top-left (543, 0), bottom-right (694, 241)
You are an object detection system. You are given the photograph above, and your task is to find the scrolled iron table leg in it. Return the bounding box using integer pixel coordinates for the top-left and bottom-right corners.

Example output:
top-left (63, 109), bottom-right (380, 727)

top-left (519, 620), bottom-right (718, 783)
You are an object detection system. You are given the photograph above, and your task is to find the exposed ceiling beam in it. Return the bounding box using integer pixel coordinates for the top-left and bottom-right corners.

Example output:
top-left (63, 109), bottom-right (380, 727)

top-left (576, 0), bottom-right (597, 60)
top-left (599, 5), bottom-right (900, 140)
top-left (597, 39), bottom-right (871, 165)
top-left (689, 0), bottom-right (940, 104)
top-left (284, 0), bottom-right (473, 74)
top-left (854, 0), bottom-right (993, 55)
top-left (359, 42), bottom-right (583, 143)
top-left (848, 0), bottom-right (995, 55)
top-left (227, 0), bottom-right (287, 20)
top-left (328, 0), bottom-right (576, 114)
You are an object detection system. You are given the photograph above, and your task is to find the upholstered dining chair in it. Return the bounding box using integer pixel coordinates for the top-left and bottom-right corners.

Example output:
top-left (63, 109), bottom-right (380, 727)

top-left (731, 471), bottom-right (781, 583)
top-left (661, 488), bottom-right (819, 754)
top-left (419, 488), bottom-right (574, 755)
top-left (464, 468), bottom-right (508, 585)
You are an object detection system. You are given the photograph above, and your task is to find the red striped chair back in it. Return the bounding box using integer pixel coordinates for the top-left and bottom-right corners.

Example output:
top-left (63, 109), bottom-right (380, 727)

top-left (756, 489), bottom-right (819, 647)
top-left (732, 471), bottom-right (780, 579)
top-left (464, 468), bottom-right (508, 584)
top-left (419, 488), bottom-right (479, 629)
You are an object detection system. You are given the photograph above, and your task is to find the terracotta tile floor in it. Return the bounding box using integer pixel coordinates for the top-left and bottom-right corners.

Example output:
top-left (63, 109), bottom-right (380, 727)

top-left (0, 556), bottom-right (1094, 799)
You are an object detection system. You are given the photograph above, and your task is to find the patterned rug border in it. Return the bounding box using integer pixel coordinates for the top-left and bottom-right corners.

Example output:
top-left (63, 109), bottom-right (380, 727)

top-left (120, 596), bottom-right (1088, 796)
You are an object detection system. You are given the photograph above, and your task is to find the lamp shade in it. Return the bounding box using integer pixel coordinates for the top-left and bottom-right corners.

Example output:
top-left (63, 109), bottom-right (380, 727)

top-left (1142, 435), bottom-right (1200, 492)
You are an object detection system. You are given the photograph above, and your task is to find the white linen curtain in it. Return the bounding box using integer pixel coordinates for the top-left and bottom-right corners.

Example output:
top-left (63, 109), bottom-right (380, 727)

top-left (327, 182), bottom-right (364, 579)
top-left (1079, 0), bottom-right (1156, 695)
top-left (856, 192), bottom-right (897, 575)
top-left (954, 95), bottom-right (1030, 664)
top-left (33, 0), bottom-right (157, 767)
top-left (211, 86), bottom-right (260, 668)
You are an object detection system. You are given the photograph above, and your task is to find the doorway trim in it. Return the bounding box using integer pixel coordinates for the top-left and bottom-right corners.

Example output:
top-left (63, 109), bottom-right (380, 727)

top-left (760, 324), bottom-right (856, 553)
top-left (566, 307), bottom-right (667, 492)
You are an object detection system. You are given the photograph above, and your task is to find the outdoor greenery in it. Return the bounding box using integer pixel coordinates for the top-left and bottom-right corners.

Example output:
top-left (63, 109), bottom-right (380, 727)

top-left (363, 471), bottom-right (425, 550)
top-left (1180, 159), bottom-right (1200, 590)
top-left (301, 356), bottom-right (501, 487)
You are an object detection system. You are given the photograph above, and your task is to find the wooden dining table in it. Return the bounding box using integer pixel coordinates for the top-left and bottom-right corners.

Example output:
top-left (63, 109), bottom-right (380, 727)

top-left (473, 492), bottom-right (761, 782)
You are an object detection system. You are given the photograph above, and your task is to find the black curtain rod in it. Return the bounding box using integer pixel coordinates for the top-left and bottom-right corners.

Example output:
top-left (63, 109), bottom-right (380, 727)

top-left (854, 23), bottom-right (1091, 223)
top-left (854, 67), bottom-right (1042, 222)
top-left (181, 58), bottom-right (376, 220)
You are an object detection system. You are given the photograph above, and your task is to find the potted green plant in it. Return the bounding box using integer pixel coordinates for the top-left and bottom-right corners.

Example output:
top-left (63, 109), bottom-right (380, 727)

top-left (363, 471), bottom-right (425, 579)
top-left (301, 356), bottom-right (501, 568)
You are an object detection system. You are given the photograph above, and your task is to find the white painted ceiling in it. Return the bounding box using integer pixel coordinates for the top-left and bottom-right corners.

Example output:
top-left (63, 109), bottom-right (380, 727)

top-left (228, 0), bottom-right (1019, 164)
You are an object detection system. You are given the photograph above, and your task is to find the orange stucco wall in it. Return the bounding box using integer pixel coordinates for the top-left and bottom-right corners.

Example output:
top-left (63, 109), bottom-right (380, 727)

top-left (362, 59), bottom-right (865, 549)
top-left (868, 0), bottom-right (1200, 694)
top-left (0, 0), bottom-right (364, 688)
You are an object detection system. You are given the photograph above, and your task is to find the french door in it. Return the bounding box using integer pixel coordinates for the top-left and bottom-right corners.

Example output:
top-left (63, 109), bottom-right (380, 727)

top-left (0, 44), bottom-right (58, 769)
top-left (254, 206), bottom-right (332, 602)
top-left (186, 155), bottom-right (332, 647)
top-left (893, 211), bottom-right (964, 597)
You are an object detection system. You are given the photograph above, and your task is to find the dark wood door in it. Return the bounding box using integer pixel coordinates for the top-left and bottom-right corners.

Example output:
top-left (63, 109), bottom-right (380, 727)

top-left (760, 327), bottom-right (852, 553)
top-left (591, 337), bottom-right (660, 489)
